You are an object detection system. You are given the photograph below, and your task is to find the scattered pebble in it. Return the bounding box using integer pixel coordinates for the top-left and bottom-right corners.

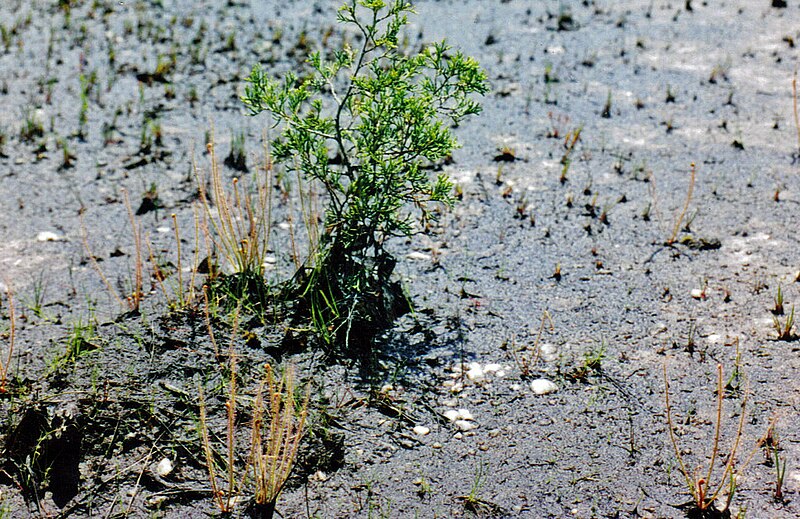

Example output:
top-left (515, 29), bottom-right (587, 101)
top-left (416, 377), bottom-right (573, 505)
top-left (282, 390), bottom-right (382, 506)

top-left (530, 379), bottom-right (558, 395)
top-left (156, 226), bottom-right (170, 234)
top-left (155, 457), bottom-right (173, 477)
top-left (412, 425), bottom-right (430, 436)
top-left (36, 231), bottom-right (64, 242)
top-left (466, 362), bottom-right (485, 381)
top-left (455, 420), bottom-right (478, 432)
top-left (539, 343), bottom-right (559, 362)
top-left (406, 251), bottom-right (432, 261)
top-left (278, 222), bottom-right (291, 230)
top-left (690, 288), bottom-right (705, 299)
top-left (432, 442), bottom-right (443, 449)
top-left (444, 408), bottom-right (474, 422)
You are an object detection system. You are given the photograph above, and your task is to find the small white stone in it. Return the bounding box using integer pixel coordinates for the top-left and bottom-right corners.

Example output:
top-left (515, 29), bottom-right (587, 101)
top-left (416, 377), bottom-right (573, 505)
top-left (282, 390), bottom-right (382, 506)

top-left (36, 231), bottom-right (64, 242)
top-left (412, 425), bottom-right (430, 436)
top-left (511, 384), bottom-right (521, 391)
top-left (531, 379), bottom-right (558, 395)
top-left (432, 442), bottom-right (443, 449)
top-left (483, 363), bottom-right (502, 373)
top-left (406, 251), bottom-right (432, 261)
top-left (466, 364), bottom-right (485, 381)
top-left (449, 382), bottom-right (463, 393)
top-left (457, 408), bottom-right (474, 421)
top-left (444, 409), bottom-right (460, 422)
top-left (156, 226), bottom-right (170, 234)
top-left (691, 288), bottom-right (704, 299)
top-left (278, 222), bottom-right (291, 230)
top-left (442, 399), bottom-right (458, 407)
top-left (455, 420), bottom-right (478, 432)
top-left (495, 370), bottom-right (507, 378)
top-left (155, 458), bottom-right (173, 477)
top-left (262, 256), bottom-right (277, 264)
top-left (453, 432), bottom-right (463, 439)
top-left (539, 343), bottom-right (559, 362)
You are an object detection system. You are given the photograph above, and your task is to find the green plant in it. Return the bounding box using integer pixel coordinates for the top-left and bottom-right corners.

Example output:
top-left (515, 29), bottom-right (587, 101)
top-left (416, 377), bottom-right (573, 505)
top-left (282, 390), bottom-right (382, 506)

top-left (772, 284), bottom-right (784, 315)
top-left (559, 126), bottom-right (582, 184)
top-left (20, 108), bottom-right (44, 143)
top-left (664, 362), bottom-right (749, 515)
top-left (62, 311), bottom-right (99, 365)
top-left (773, 305), bottom-right (795, 341)
top-left (242, 0), bottom-right (487, 349)
top-left (456, 461), bottom-right (502, 515)
top-left (772, 444), bottom-right (787, 502)
top-left (78, 72), bottom-right (89, 140)
top-left (224, 131), bottom-right (248, 172)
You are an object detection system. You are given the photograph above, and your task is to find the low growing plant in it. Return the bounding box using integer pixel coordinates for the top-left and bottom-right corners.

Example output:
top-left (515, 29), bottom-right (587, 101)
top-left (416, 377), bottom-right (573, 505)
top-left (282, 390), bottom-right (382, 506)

top-left (664, 362), bottom-right (750, 516)
top-left (242, 0), bottom-right (487, 349)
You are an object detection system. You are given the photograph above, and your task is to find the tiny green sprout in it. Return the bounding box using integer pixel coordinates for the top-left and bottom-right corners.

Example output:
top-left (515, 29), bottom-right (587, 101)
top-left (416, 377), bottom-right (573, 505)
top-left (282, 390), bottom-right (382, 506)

top-left (773, 284), bottom-right (784, 315)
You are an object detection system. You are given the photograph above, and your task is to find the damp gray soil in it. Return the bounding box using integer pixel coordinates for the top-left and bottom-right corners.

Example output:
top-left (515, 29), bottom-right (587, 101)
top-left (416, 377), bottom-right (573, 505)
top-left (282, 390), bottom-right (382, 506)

top-left (1, 0), bottom-right (800, 518)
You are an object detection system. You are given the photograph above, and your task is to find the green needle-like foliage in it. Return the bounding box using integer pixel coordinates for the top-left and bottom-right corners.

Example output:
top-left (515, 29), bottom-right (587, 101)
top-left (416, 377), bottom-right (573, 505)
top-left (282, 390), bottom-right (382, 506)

top-left (242, 0), bottom-right (487, 349)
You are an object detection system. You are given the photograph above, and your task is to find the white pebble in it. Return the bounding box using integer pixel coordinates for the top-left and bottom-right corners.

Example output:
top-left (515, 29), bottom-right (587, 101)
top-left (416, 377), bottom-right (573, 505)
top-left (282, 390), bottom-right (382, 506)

top-left (455, 420), bottom-right (478, 432)
top-left (457, 408), bottom-right (474, 421)
top-left (156, 226), bottom-right (170, 234)
top-left (156, 458), bottom-right (173, 477)
top-left (444, 408), bottom-right (474, 422)
top-left (483, 363), bottom-right (502, 373)
top-left (691, 288), bottom-right (704, 299)
top-left (466, 364), bottom-right (485, 381)
top-left (36, 231), bottom-right (64, 242)
top-left (530, 379), bottom-right (558, 395)
top-left (444, 409), bottom-right (460, 422)
top-left (539, 343), bottom-right (558, 362)
top-left (412, 426), bottom-right (430, 436)
top-left (278, 222), bottom-right (291, 230)
top-left (406, 251), bottom-right (432, 261)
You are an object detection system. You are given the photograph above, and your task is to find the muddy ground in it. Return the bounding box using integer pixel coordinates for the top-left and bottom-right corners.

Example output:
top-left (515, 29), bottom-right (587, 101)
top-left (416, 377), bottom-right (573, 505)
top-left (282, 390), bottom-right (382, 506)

top-left (1, 0), bottom-right (800, 517)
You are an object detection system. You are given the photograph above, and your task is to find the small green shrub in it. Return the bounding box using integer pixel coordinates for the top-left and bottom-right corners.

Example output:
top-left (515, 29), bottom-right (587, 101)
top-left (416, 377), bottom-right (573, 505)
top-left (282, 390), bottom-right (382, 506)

top-left (242, 0), bottom-right (487, 349)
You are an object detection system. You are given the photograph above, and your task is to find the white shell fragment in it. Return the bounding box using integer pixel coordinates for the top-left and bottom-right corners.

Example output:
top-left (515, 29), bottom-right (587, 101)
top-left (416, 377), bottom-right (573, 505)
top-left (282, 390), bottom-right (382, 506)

top-left (444, 408), bottom-right (474, 422)
top-left (466, 362), bottom-right (485, 381)
top-left (455, 420), bottom-right (478, 432)
top-left (690, 289), bottom-right (704, 299)
top-left (156, 457), bottom-right (173, 477)
top-left (412, 425), bottom-right (430, 436)
top-left (36, 231), bottom-right (64, 242)
top-left (406, 251), bottom-right (432, 261)
top-left (530, 379), bottom-right (558, 395)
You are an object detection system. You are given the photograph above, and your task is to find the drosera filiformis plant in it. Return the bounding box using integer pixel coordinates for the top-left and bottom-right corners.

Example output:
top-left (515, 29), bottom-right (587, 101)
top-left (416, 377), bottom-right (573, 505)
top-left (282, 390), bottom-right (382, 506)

top-left (664, 361), bottom-right (753, 517)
